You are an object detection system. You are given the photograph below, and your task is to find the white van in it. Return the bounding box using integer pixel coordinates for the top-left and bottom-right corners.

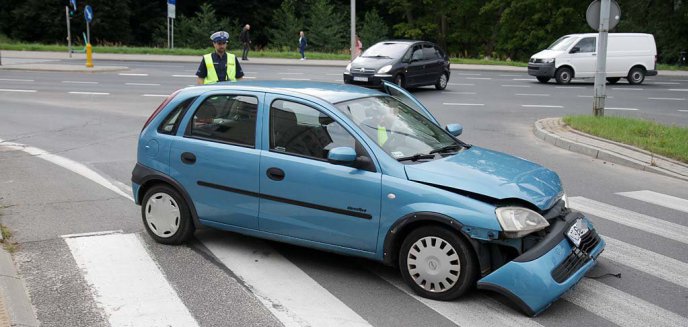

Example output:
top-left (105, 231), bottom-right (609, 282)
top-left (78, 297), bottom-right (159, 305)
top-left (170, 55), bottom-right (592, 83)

top-left (528, 33), bottom-right (657, 85)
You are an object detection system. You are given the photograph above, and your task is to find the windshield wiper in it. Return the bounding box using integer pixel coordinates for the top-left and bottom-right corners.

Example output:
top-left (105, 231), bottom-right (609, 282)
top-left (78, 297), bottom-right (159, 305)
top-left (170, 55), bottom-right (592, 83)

top-left (396, 153), bottom-right (436, 162)
top-left (429, 144), bottom-right (463, 155)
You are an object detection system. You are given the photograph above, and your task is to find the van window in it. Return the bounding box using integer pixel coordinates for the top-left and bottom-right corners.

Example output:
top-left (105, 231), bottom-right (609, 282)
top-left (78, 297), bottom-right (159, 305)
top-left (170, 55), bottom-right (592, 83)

top-left (574, 37), bottom-right (596, 53)
top-left (548, 36), bottom-right (576, 51)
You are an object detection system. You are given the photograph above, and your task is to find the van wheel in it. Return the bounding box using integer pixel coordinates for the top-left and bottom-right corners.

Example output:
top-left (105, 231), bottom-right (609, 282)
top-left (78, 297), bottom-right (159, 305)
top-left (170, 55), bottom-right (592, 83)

top-left (435, 72), bottom-right (449, 90)
top-left (606, 77), bottom-right (620, 84)
top-left (554, 67), bottom-right (573, 84)
top-left (399, 226), bottom-right (477, 300)
top-left (142, 184), bottom-right (195, 245)
top-left (627, 67), bottom-right (646, 85)
top-left (394, 74), bottom-right (406, 89)
top-left (536, 76), bottom-right (550, 83)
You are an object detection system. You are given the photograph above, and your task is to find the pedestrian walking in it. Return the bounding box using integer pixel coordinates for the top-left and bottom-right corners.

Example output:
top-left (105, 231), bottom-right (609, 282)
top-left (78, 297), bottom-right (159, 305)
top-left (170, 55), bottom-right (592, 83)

top-left (298, 31), bottom-right (308, 60)
top-left (196, 31), bottom-right (244, 85)
top-left (354, 35), bottom-right (363, 59)
top-left (240, 24), bottom-right (251, 60)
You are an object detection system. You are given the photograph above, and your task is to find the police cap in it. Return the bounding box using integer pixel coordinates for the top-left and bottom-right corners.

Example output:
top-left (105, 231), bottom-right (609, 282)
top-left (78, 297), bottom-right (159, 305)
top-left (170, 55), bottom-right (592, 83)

top-left (210, 31), bottom-right (229, 43)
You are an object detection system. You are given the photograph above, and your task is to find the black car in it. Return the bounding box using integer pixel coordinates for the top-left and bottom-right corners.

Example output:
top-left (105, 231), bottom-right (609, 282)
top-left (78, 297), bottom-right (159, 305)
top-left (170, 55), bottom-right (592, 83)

top-left (343, 40), bottom-right (450, 90)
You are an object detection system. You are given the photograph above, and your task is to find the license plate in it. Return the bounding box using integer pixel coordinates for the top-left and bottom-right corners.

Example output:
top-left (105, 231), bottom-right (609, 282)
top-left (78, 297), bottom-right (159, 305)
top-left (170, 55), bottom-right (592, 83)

top-left (566, 218), bottom-right (589, 247)
top-left (353, 76), bottom-right (368, 82)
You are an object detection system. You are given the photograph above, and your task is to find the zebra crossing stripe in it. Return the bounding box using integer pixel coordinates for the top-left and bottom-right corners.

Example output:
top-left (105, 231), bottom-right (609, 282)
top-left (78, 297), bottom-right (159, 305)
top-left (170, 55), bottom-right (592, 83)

top-left (64, 233), bottom-right (198, 327)
top-left (603, 236), bottom-right (688, 289)
top-left (617, 190), bottom-right (688, 214)
top-left (569, 197), bottom-right (688, 245)
top-left (564, 279), bottom-right (688, 327)
top-left (373, 267), bottom-right (543, 327)
top-left (199, 234), bottom-right (372, 327)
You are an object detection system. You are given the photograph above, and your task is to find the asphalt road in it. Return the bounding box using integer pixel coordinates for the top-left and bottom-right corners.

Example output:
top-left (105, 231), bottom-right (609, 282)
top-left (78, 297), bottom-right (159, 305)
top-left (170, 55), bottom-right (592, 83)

top-left (0, 60), bottom-right (687, 327)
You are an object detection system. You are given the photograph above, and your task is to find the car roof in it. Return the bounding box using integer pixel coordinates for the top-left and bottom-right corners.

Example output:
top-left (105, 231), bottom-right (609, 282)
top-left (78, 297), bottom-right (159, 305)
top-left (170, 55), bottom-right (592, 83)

top-left (182, 80), bottom-right (385, 104)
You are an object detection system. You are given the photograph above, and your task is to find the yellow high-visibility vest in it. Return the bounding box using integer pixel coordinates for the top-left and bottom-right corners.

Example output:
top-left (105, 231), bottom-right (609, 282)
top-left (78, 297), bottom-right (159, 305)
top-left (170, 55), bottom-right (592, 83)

top-left (203, 53), bottom-right (237, 84)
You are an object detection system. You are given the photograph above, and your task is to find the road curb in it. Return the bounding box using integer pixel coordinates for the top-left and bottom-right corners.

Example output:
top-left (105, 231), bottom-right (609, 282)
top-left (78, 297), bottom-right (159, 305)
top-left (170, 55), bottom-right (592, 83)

top-left (0, 248), bottom-right (39, 327)
top-left (534, 118), bottom-right (688, 182)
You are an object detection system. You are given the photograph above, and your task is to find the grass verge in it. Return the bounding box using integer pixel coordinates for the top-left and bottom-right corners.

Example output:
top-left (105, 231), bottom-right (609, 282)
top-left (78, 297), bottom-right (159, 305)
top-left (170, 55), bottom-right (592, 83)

top-left (0, 224), bottom-right (17, 253)
top-left (563, 115), bottom-right (688, 163)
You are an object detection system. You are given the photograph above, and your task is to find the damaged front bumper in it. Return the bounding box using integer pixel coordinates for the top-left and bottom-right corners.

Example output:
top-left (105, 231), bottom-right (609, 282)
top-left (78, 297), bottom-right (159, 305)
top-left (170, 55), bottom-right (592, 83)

top-left (477, 211), bottom-right (605, 316)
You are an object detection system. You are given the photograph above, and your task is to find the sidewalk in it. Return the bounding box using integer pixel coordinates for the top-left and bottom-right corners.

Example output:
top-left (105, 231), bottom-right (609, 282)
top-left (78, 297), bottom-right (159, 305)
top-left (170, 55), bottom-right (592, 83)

top-left (534, 118), bottom-right (688, 182)
top-left (0, 247), bottom-right (38, 327)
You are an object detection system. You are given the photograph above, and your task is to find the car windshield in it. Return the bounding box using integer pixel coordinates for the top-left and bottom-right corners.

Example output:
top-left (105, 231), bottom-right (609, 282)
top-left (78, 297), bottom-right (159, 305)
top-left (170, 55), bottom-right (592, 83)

top-left (547, 36), bottom-right (576, 51)
top-left (361, 42), bottom-right (409, 59)
top-left (335, 96), bottom-right (461, 161)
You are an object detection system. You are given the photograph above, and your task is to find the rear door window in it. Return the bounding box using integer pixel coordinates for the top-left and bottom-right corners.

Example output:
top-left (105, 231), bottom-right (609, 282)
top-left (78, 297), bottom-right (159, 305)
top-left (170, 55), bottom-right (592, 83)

top-left (158, 97), bottom-right (197, 135)
top-left (186, 94), bottom-right (258, 146)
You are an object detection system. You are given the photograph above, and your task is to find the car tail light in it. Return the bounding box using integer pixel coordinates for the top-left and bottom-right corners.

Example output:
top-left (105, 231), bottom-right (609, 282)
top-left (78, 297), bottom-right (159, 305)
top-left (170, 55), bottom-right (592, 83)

top-left (141, 89), bottom-right (182, 131)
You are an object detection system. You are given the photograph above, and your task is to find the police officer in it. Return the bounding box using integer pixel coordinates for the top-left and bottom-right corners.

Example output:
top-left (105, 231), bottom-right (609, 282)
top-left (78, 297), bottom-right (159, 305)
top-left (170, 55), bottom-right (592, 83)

top-left (196, 31), bottom-right (244, 85)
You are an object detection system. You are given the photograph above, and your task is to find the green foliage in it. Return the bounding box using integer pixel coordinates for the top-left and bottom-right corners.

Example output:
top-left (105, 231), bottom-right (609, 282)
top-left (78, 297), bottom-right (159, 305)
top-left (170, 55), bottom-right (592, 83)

top-left (267, 0), bottom-right (303, 49)
top-left (153, 4), bottom-right (236, 49)
top-left (358, 9), bottom-right (389, 50)
top-left (305, 0), bottom-right (347, 52)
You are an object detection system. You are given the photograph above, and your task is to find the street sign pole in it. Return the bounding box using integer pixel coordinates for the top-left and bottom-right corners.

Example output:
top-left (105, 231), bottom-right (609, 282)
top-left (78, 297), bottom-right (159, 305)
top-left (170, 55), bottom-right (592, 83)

top-left (84, 5), bottom-right (94, 68)
top-left (171, 18), bottom-right (174, 49)
top-left (65, 6), bottom-right (72, 58)
top-left (593, 0), bottom-right (612, 117)
top-left (167, 1), bottom-right (176, 49)
top-left (350, 0), bottom-right (355, 61)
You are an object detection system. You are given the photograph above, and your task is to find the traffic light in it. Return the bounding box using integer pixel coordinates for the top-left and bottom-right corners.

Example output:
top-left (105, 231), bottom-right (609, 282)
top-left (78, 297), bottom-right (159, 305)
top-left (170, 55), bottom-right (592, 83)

top-left (69, 9), bottom-right (74, 18)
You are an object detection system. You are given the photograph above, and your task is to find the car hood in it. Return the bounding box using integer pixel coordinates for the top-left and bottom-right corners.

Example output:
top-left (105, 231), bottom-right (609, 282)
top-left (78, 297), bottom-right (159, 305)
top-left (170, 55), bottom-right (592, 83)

top-left (531, 49), bottom-right (564, 60)
top-left (351, 57), bottom-right (397, 70)
top-left (405, 146), bottom-right (562, 211)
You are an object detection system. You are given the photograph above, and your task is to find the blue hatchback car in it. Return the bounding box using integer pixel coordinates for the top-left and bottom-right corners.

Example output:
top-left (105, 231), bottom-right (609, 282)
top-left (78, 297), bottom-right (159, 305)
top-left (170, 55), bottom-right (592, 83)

top-left (132, 80), bottom-right (604, 316)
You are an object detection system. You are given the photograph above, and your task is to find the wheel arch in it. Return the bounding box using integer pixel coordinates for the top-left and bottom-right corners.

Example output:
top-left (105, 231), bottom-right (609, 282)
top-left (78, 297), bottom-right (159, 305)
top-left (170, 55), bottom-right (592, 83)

top-left (556, 64), bottom-right (575, 78)
top-left (133, 164), bottom-right (201, 228)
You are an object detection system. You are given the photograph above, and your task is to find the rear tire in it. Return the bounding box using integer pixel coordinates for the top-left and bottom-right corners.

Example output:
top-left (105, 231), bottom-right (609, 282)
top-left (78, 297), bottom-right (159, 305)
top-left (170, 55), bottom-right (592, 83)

top-left (554, 67), bottom-right (573, 84)
top-left (627, 67), bottom-right (646, 85)
top-left (141, 184), bottom-right (195, 245)
top-left (399, 226), bottom-right (478, 300)
top-left (606, 77), bottom-right (620, 84)
top-left (536, 76), bottom-right (550, 83)
top-left (435, 72), bottom-right (449, 90)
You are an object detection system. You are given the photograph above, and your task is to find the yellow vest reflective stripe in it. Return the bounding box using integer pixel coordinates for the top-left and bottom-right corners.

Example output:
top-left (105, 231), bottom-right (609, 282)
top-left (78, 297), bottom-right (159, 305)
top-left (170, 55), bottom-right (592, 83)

top-left (377, 125), bottom-right (388, 146)
top-left (203, 53), bottom-right (237, 84)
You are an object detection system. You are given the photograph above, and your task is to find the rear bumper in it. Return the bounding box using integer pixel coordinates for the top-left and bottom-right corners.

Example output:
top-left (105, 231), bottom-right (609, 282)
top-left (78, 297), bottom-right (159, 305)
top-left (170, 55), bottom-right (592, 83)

top-left (527, 62), bottom-right (556, 77)
top-left (477, 212), bottom-right (605, 316)
top-left (646, 69), bottom-right (658, 76)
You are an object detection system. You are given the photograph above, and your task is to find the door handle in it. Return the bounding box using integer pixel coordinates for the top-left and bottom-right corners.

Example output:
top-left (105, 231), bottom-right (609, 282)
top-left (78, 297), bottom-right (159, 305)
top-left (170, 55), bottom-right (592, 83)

top-left (266, 167), bottom-right (285, 181)
top-left (592, 53), bottom-right (596, 56)
top-left (181, 152), bottom-right (196, 164)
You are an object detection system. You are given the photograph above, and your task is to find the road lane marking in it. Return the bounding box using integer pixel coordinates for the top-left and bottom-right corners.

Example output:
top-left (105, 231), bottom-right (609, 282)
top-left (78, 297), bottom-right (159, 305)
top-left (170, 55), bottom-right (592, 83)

top-left (0, 78), bottom-right (34, 82)
top-left (521, 105), bottom-right (563, 108)
top-left (278, 72), bottom-right (305, 75)
top-left (242, 76), bottom-right (256, 79)
top-left (199, 233), bottom-right (372, 327)
top-left (651, 82), bottom-right (681, 85)
top-left (498, 74), bottom-right (520, 77)
top-left (142, 94), bottom-right (169, 97)
top-left (125, 83), bottom-right (161, 86)
top-left (670, 79), bottom-right (688, 82)
top-left (443, 103), bottom-right (485, 106)
top-left (326, 73), bottom-right (342, 76)
top-left (516, 94), bottom-right (549, 96)
top-left (501, 85), bottom-right (531, 88)
top-left (612, 88), bottom-right (643, 91)
top-left (605, 107), bottom-right (639, 111)
top-left (442, 91), bottom-right (477, 95)
top-left (569, 197), bottom-right (688, 245)
top-left (466, 77), bottom-right (492, 80)
top-left (458, 73), bottom-right (482, 76)
top-left (668, 89), bottom-right (688, 91)
top-left (648, 97), bottom-right (685, 101)
top-left (281, 78), bottom-right (311, 81)
top-left (563, 279), bottom-right (688, 327)
top-left (62, 81), bottom-right (99, 84)
top-left (373, 268), bottom-right (543, 327)
top-left (118, 73), bottom-right (148, 76)
top-left (0, 89), bottom-right (36, 93)
top-left (0, 139), bottom-right (133, 201)
top-left (679, 109), bottom-right (688, 112)
top-left (603, 236), bottom-right (688, 289)
top-left (64, 233), bottom-right (199, 327)
top-left (577, 95), bottom-right (614, 98)
top-left (512, 78), bottom-right (534, 81)
top-left (68, 91), bottom-right (110, 95)
top-left (448, 83), bottom-right (475, 86)
top-left (555, 86), bottom-right (585, 89)
top-left (617, 190), bottom-right (688, 214)
top-left (171, 74), bottom-right (196, 78)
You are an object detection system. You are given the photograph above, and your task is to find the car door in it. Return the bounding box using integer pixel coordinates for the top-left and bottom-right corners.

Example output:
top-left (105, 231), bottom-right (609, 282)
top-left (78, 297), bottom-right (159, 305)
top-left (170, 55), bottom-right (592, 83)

top-left (170, 91), bottom-right (263, 230)
top-left (569, 37), bottom-right (597, 78)
top-left (258, 95), bottom-right (382, 252)
top-left (405, 44), bottom-right (425, 86)
top-left (382, 81), bottom-right (441, 126)
top-left (422, 44), bottom-right (443, 84)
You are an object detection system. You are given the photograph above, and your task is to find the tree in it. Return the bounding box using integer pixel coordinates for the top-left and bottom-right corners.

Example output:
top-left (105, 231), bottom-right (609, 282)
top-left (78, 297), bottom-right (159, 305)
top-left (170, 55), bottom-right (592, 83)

top-left (358, 9), bottom-right (389, 50)
top-left (266, 0), bottom-right (303, 50)
top-left (305, 0), bottom-right (347, 52)
top-left (153, 3), bottom-right (235, 49)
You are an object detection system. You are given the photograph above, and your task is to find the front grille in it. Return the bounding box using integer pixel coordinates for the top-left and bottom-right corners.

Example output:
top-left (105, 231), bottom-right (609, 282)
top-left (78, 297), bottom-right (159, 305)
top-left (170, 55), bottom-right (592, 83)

top-left (530, 58), bottom-right (545, 63)
top-left (551, 229), bottom-right (601, 283)
top-left (351, 67), bottom-right (376, 74)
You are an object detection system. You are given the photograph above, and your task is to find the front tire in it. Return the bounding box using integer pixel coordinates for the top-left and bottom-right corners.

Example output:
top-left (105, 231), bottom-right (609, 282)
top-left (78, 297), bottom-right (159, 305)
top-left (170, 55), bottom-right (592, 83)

top-left (394, 74), bottom-right (406, 89)
top-left (399, 226), bottom-right (478, 300)
top-left (435, 72), bottom-right (449, 90)
top-left (627, 67), bottom-right (646, 85)
top-left (536, 76), bottom-right (550, 83)
top-left (141, 184), bottom-right (195, 245)
top-left (554, 67), bottom-right (573, 84)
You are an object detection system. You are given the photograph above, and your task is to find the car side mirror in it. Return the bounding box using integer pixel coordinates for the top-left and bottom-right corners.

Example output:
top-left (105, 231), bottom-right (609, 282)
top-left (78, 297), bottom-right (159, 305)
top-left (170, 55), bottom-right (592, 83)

top-left (327, 147), bottom-right (357, 165)
top-left (570, 47), bottom-right (580, 54)
top-left (445, 123), bottom-right (463, 136)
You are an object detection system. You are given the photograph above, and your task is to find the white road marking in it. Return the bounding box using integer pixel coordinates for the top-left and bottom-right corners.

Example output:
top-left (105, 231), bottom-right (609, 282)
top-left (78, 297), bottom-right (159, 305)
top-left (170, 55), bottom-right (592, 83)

top-left (125, 83), bottom-right (161, 86)
top-left (242, 76), bottom-right (256, 79)
top-left (669, 79), bottom-right (688, 82)
top-left (65, 233), bottom-right (199, 327)
top-left (516, 93), bottom-right (549, 96)
top-left (200, 234), bottom-right (372, 327)
top-left (501, 85), bottom-right (531, 88)
top-left (668, 89), bottom-right (688, 92)
top-left (442, 91), bottom-right (477, 95)
top-left (458, 73), bottom-right (482, 76)
top-left (326, 73), bottom-right (342, 76)
top-left (498, 74), bottom-right (520, 77)
top-left (612, 88), bottom-right (642, 91)
top-left (68, 91), bottom-right (110, 95)
top-left (443, 103), bottom-right (485, 106)
top-left (569, 197), bottom-right (688, 245)
top-left (448, 83), bottom-right (475, 86)
top-left (62, 81), bottom-right (99, 84)
top-left (281, 78), bottom-right (311, 81)
top-left (651, 82), bottom-right (681, 85)
top-left (466, 77), bottom-right (492, 80)
top-left (118, 73), bottom-right (148, 76)
top-left (563, 279), bottom-right (688, 327)
top-left (0, 139), bottom-right (133, 201)
top-left (648, 97), bottom-right (685, 101)
top-left (278, 72), bottom-right (305, 75)
top-left (171, 74), bottom-right (197, 78)
top-left (577, 95), bottom-right (614, 99)
top-left (0, 89), bottom-right (36, 93)
top-left (679, 109), bottom-right (688, 112)
top-left (374, 268), bottom-right (542, 327)
top-left (521, 105), bottom-right (563, 108)
top-left (555, 86), bottom-right (585, 89)
top-left (142, 94), bottom-right (169, 97)
top-left (0, 78), bottom-right (34, 82)
top-left (512, 78), bottom-right (534, 81)
top-left (605, 107), bottom-right (639, 111)
top-left (61, 230), bottom-right (123, 239)
top-left (603, 236), bottom-right (688, 289)
top-left (617, 190), bottom-right (688, 214)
